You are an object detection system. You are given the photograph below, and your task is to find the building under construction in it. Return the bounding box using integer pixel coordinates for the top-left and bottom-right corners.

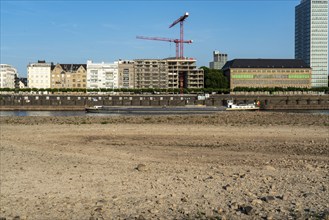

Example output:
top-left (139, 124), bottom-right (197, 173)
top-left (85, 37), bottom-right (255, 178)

top-left (133, 58), bottom-right (204, 89)
top-left (133, 12), bottom-right (204, 90)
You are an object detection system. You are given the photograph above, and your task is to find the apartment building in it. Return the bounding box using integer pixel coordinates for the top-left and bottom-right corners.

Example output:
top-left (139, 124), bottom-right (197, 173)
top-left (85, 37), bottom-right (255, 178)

top-left (27, 60), bottom-right (51, 88)
top-left (222, 59), bottom-right (312, 89)
top-left (118, 60), bottom-right (135, 89)
top-left (87, 60), bottom-right (119, 89)
top-left (0, 64), bottom-right (17, 88)
top-left (51, 63), bottom-right (87, 89)
top-left (134, 59), bottom-right (168, 89)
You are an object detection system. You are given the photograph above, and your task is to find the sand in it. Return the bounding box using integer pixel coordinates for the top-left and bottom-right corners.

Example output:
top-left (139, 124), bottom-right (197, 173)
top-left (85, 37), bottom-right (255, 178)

top-left (0, 112), bottom-right (328, 219)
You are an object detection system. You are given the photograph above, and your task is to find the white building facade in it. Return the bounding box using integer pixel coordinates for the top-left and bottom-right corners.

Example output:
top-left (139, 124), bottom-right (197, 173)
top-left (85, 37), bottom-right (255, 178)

top-left (86, 60), bottom-right (119, 89)
top-left (295, 0), bottom-right (328, 87)
top-left (27, 60), bottom-right (51, 88)
top-left (0, 64), bottom-right (17, 88)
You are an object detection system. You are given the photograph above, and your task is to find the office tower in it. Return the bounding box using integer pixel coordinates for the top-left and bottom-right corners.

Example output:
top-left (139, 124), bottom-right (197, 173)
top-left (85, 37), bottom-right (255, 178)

top-left (209, 51), bottom-right (228, 70)
top-left (295, 0), bottom-right (328, 87)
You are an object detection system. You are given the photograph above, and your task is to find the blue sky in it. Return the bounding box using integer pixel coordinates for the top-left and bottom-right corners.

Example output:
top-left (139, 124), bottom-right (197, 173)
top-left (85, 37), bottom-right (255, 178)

top-left (1, 0), bottom-right (300, 77)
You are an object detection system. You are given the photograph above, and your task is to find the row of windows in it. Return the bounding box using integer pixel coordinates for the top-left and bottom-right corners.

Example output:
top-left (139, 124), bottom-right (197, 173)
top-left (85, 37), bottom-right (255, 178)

top-left (310, 75), bottom-right (328, 79)
top-left (312, 81), bottom-right (328, 85)
top-left (234, 80), bottom-right (310, 85)
top-left (311, 54), bottom-right (328, 58)
top-left (312, 29), bottom-right (328, 33)
top-left (311, 34), bottom-right (328, 37)
top-left (311, 16), bottom-right (328, 20)
top-left (310, 62), bottom-right (328, 65)
top-left (312, 4), bottom-right (329, 8)
top-left (311, 38), bottom-right (328, 42)
top-left (51, 84), bottom-right (86, 88)
top-left (232, 74), bottom-right (310, 79)
top-left (311, 21), bottom-right (328, 25)
top-left (311, 41), bottom-right (328, 45)
top-left (51, 79), bottom-right (86, 82)
top-left (231, 69), bottom-right (310, 73)
top-left (29, 80), bottom-right (49, 84)
top-left (29, 75), bottom-right (49, 78)
top-left (311, 45), bottom-right (328, 48)
top-left (312, 8), bottom-right (328, 12)
top-left (312, 25), bottom-right (328, 29)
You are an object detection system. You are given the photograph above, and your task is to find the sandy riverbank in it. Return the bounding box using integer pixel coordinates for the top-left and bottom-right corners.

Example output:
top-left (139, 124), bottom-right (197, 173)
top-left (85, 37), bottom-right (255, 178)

top-left (0, 112), bottom-right (329, 219)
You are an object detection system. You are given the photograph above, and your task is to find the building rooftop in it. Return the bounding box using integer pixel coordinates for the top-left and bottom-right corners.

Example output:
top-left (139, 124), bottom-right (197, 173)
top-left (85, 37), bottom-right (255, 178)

top-left (222, 59), bottom-right (310, 69)
top-left (51, 64), bottom-right (87, 71)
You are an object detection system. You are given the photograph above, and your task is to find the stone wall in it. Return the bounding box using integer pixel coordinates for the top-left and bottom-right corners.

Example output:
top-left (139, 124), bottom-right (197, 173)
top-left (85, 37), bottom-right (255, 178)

top-left (0, 94), bottom-right (328, 110)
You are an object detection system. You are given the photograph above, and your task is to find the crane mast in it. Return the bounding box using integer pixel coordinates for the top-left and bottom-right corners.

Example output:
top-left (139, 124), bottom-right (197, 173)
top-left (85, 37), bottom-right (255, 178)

top-left (169, 12), bottom-right (189, 59)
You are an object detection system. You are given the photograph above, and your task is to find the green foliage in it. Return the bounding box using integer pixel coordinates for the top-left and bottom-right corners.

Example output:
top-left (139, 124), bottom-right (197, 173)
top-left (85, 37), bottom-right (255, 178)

top-left (200, 66), bottom-right (229, 89)
top-left (1, 86), bottom-right (327, 94)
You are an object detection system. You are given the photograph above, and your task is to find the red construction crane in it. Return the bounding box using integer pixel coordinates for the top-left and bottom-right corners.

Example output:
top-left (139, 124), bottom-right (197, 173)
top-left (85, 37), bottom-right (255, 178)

top-left (169, 12), bottom-right (189, 59)
top-left (136, 35), bottom-right (192, 59)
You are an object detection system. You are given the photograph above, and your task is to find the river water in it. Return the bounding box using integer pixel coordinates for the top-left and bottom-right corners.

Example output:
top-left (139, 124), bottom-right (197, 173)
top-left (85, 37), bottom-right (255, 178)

top-left (1, 110), bottom-right (329, 116)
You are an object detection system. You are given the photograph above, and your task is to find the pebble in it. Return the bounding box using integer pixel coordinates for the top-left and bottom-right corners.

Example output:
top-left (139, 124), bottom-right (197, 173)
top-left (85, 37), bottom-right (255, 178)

top-left (251, 199), bottom-right (263, 205)
top-left (229, 202), bottom-right (238, 210)
top-left (262, 196), bottom-right (276, 202)
top-left (181, 197), bottom-right (188, 203)
top-left (136, 164), bottom-right (148, 171)
top-left (238, 205), bottom-right (253, 215)
top-left (136, 215), bottom-right (145, 220)
top-left (264, 165), bottom-right (276, 171)
top-left (223, 184), bottom-right (232, 191)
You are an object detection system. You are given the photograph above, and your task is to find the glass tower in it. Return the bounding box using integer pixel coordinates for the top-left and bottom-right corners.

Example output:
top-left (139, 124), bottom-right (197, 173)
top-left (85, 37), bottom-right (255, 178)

top-left (295, 0), bottom-right (328, 87)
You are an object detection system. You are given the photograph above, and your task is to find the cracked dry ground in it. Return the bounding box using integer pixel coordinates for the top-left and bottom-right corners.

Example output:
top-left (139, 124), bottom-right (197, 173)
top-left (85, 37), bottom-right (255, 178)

top-left (0, 112), bottom-right (328, 219)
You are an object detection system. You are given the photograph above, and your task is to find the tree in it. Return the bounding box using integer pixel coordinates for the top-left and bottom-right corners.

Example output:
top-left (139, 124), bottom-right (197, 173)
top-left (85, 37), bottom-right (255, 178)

top-left (200, 66), bottom-right (229, 89)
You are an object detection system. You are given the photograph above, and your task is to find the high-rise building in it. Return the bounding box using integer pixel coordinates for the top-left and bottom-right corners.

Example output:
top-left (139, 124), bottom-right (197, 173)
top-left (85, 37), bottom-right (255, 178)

top-left (295, 0), bottom-right (328, 87)
top-left (209, 51), bottom-right (228, 70)
top-left (0, 64), bottom-right (17, 88)
top-left (27, 60), bottom-right (51, 89)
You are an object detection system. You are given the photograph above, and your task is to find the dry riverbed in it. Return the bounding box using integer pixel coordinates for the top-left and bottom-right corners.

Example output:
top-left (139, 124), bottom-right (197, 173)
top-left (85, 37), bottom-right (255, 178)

top-left (0, 112), bottom-right (329, 219)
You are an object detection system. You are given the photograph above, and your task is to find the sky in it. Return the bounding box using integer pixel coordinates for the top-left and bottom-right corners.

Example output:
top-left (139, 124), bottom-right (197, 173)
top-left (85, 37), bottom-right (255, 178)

top-left (1, 0), bottom-right (301, 77)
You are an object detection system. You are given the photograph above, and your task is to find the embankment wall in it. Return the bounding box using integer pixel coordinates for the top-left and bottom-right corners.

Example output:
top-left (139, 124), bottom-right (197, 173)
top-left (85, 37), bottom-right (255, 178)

top-left (0, 94), bottom-right (328, 110)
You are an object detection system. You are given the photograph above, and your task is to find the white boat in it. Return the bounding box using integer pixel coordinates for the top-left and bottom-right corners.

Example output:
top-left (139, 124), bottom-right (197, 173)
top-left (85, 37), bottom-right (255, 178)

top-left (226, 99), bottom-right (260, 111)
